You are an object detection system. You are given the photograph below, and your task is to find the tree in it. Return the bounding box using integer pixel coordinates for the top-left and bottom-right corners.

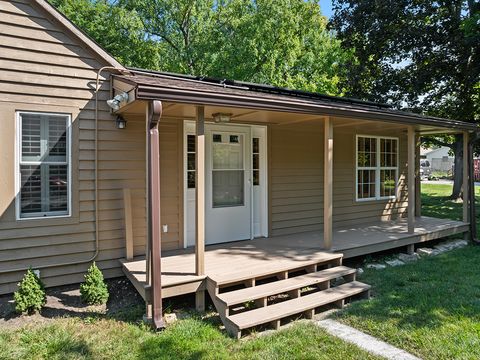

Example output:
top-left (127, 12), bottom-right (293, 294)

top-left (50, 0), bottom-right (160, 69)
top-left (14, 269), bottom-right (46, 314)
top-left (80, 262), bottom-right (109, 305)
top-left (52, 0), bottom-right (351, 95)
top-left (330, 0), bottom-right (480, 199)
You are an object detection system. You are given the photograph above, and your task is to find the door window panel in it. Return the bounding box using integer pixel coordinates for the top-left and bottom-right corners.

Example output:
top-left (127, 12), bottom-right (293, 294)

top-left (212, 133), bottom-right (244, 207)
top-left (212, 170), bottom-right (244, 207)
top-left (252, 138), bottom-right (260, 186)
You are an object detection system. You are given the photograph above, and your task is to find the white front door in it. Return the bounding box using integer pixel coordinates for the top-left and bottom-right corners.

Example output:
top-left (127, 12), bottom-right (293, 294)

top-left (184, 122), bottom-right (267, 247)
top-left (205, 126), bottom-right (252, 244)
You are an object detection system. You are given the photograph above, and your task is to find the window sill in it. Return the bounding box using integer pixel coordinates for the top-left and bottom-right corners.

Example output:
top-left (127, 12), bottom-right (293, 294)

top-left (0, 215), bottom-right (80, 230)
top-left (355, 196), bottom-right (397, 203)
top-left (17, 213), bottom-right (71, 221)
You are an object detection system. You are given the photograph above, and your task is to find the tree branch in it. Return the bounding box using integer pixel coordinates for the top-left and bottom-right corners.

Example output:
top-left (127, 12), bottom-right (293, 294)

top-left (148, 29), bottom-right (180, 53)
top-left (420, 137), bottom-right (453, 149)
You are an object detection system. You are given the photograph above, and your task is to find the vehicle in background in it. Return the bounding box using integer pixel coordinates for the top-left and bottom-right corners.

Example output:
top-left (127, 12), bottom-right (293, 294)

top-left (420, 159), bottom-right (431, 179)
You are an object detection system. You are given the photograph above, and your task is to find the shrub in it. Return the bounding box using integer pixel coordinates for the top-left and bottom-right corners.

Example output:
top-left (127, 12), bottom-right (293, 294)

top-left (14, 269), bottom-right (46, 314)
top-left (80, 262), bottom-right (109, 305)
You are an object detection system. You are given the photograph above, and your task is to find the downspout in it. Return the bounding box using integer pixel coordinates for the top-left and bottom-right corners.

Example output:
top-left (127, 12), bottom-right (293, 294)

top-left (0, 66), bottom-right (124, 275)
top-left (148, 100), bottom-right (165, 330)
top-left (468, 131), bottom-right (480, 244)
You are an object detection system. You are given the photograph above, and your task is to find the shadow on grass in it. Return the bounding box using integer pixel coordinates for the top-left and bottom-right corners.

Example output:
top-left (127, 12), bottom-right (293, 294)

top-left (46, 337), bottom-right (93, 359)
top-left (136, 317), bottom-right (231, 360)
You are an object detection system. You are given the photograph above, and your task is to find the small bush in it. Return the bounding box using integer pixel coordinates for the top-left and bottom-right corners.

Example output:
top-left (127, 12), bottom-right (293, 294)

top-left (80, 262), bottom-right (109, 305)
top-left (14, 269), bottom-right (46, 314)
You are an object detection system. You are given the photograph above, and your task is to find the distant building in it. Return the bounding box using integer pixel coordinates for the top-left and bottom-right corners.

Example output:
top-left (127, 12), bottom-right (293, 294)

top-left (421, 146), bottom-right (454, 172)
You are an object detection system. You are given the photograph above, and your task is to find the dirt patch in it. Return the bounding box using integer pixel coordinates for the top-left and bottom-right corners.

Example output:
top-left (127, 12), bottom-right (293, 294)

top-left (0, 277), bottom-right (144, 330)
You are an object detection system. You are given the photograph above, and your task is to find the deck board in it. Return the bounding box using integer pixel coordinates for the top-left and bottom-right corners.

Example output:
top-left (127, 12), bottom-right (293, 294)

top-left (121, 216), bottom-right (468, 299)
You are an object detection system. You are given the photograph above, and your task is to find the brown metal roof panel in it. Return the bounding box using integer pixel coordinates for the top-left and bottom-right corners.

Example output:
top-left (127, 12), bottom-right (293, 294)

top-left (115, 74), bottom-right (478, 131)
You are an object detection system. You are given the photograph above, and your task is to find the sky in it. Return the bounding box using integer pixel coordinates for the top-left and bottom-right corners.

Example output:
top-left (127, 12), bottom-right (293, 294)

top-left (319, 0), bottom-right (333, 18)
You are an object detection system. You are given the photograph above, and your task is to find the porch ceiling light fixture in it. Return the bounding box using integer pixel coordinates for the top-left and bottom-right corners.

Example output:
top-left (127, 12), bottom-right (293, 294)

top-left (106, 92), bottom-right (129, 111)
top-left (212, 112), bottom-right (232, 123)
top-left (115, 115), bottom-right (127, 129)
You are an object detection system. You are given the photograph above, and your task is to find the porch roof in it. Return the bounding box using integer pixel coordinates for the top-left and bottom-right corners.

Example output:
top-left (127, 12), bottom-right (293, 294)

top-left (114, 68), bottom-right (477, 132)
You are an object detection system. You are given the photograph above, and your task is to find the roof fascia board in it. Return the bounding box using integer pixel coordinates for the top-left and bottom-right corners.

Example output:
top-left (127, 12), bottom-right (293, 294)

top-left (36, 0), bottom-right (124, 69)
top-left (133, 84), bottom-right (477, 131)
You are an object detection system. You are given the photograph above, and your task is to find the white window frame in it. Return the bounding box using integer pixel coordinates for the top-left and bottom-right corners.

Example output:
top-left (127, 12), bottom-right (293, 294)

top-left (355, 134), bottom-right (399, 202)
top-left (15, 111), bottom-right (72, 220)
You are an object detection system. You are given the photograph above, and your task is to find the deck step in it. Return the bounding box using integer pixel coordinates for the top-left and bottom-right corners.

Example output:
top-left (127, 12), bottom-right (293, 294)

top-left (211, 252), bottom-right (343, 287)
top-left (217, 266), bottom-right (355, 307)
top-left (226, 281), bottom-right (370, 334)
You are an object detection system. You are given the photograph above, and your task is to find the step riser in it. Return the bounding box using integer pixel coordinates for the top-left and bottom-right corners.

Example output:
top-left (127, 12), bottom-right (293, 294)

top-left (226, 288), bottom-right (370, 338)
top-left (218, 266), bottom-right (356, 308)
top-left (217, 264), bottom-right (340, 292)
top-left (216, 257), bottom-right (344, 290)
top-left (224, 281), bottom-right (371, 337)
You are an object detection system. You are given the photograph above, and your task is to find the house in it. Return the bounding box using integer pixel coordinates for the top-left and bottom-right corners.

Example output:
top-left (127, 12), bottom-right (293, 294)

top-left (421, 146), bottom-right (454, 172)
top-left (0, 0), bottom-right (477, 337)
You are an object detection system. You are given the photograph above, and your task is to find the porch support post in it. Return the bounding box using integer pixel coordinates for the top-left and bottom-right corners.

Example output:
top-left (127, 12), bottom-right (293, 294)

top-left (463, 131), bottom-right (469, 224)
top-left (195, 106), bottom-right (205, 275)
top-left (148, 100), bottom-right (165, 330)
top-left (407, 126), bottom-right (415, 234)
top-left (415, 134), bottom-right (421, 217)
top-left (323, 117), bottom-right (333, 250)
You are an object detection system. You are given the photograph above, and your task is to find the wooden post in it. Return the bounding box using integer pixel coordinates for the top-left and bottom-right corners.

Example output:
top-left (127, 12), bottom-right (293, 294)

top-left (149, 100), bottom-right (164, 330)
top-left (123, 188), bottom-right (134, 260)
top-left (324, 117), bottom-right (333, 249)
top-left (195, 290), bottom-right (205, 312)
top-left (195, 106), bottom-right (205, 275)
top-left (415, 134), bottom-right (421, 217)
top-left (463, 131), bottom-right (469, 224)
top-left (407, 126), bottom-right (415, 234)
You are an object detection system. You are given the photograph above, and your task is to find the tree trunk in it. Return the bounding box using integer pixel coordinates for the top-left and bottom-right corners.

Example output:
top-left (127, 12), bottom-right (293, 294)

top-left (451, 134), bottom-right (464, 200)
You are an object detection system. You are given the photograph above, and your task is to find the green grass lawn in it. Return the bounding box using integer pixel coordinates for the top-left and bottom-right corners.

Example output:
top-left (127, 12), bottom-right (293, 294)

top-left (421, 183), bottom-right (480, 224)
top-left (0, 315), bottom-right (381, 360)
top-left (334, 183), bottom-right (480, 359)
top-left (336, 245), bottom-right (480, 360)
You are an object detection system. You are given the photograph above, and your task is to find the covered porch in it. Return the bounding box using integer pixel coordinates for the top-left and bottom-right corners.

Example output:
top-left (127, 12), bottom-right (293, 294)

top-left (110, 69), bottom-right (475, 331)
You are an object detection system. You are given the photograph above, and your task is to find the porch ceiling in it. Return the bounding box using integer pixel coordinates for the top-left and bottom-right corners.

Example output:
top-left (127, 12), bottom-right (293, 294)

top-left (113, 89), bottom-right (473, 137)
top-left (121, 100), bottom-right (464, 135)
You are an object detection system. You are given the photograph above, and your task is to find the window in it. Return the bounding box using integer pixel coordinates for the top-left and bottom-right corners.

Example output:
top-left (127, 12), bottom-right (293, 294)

top-left (252, 138), bottom-right (260, 186)
top-left (212, 133), bottom-right (244, 207)
top-left (186, 134), bottom-right (196, 188)
top-left (356, 135), bottom-right (398, 201)
top-left (17, 112), bottom-right (71, 219)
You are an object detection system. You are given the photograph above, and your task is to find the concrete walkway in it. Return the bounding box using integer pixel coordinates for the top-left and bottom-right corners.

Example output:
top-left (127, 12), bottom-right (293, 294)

top-left (317, 319), bottom-right (421, 360)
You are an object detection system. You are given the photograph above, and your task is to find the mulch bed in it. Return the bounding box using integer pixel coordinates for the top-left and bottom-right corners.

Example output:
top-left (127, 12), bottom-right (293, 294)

top-left (0, 277), bottom-right (144, 330)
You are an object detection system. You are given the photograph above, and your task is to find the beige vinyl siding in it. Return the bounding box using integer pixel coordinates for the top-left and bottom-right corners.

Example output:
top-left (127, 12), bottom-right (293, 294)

top-left (0, 0), bottom-right (146, 294)
top-left (159, 118), bottom-right (182, 251)
top-left (269, 122), bottom-right (324, 236)
top-left (268, 120), bottom-right (408, 238)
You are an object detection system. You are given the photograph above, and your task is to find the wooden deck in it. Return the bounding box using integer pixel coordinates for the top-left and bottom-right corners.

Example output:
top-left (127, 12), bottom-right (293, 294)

top-left (121, 216), bottom-right (468, 300)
